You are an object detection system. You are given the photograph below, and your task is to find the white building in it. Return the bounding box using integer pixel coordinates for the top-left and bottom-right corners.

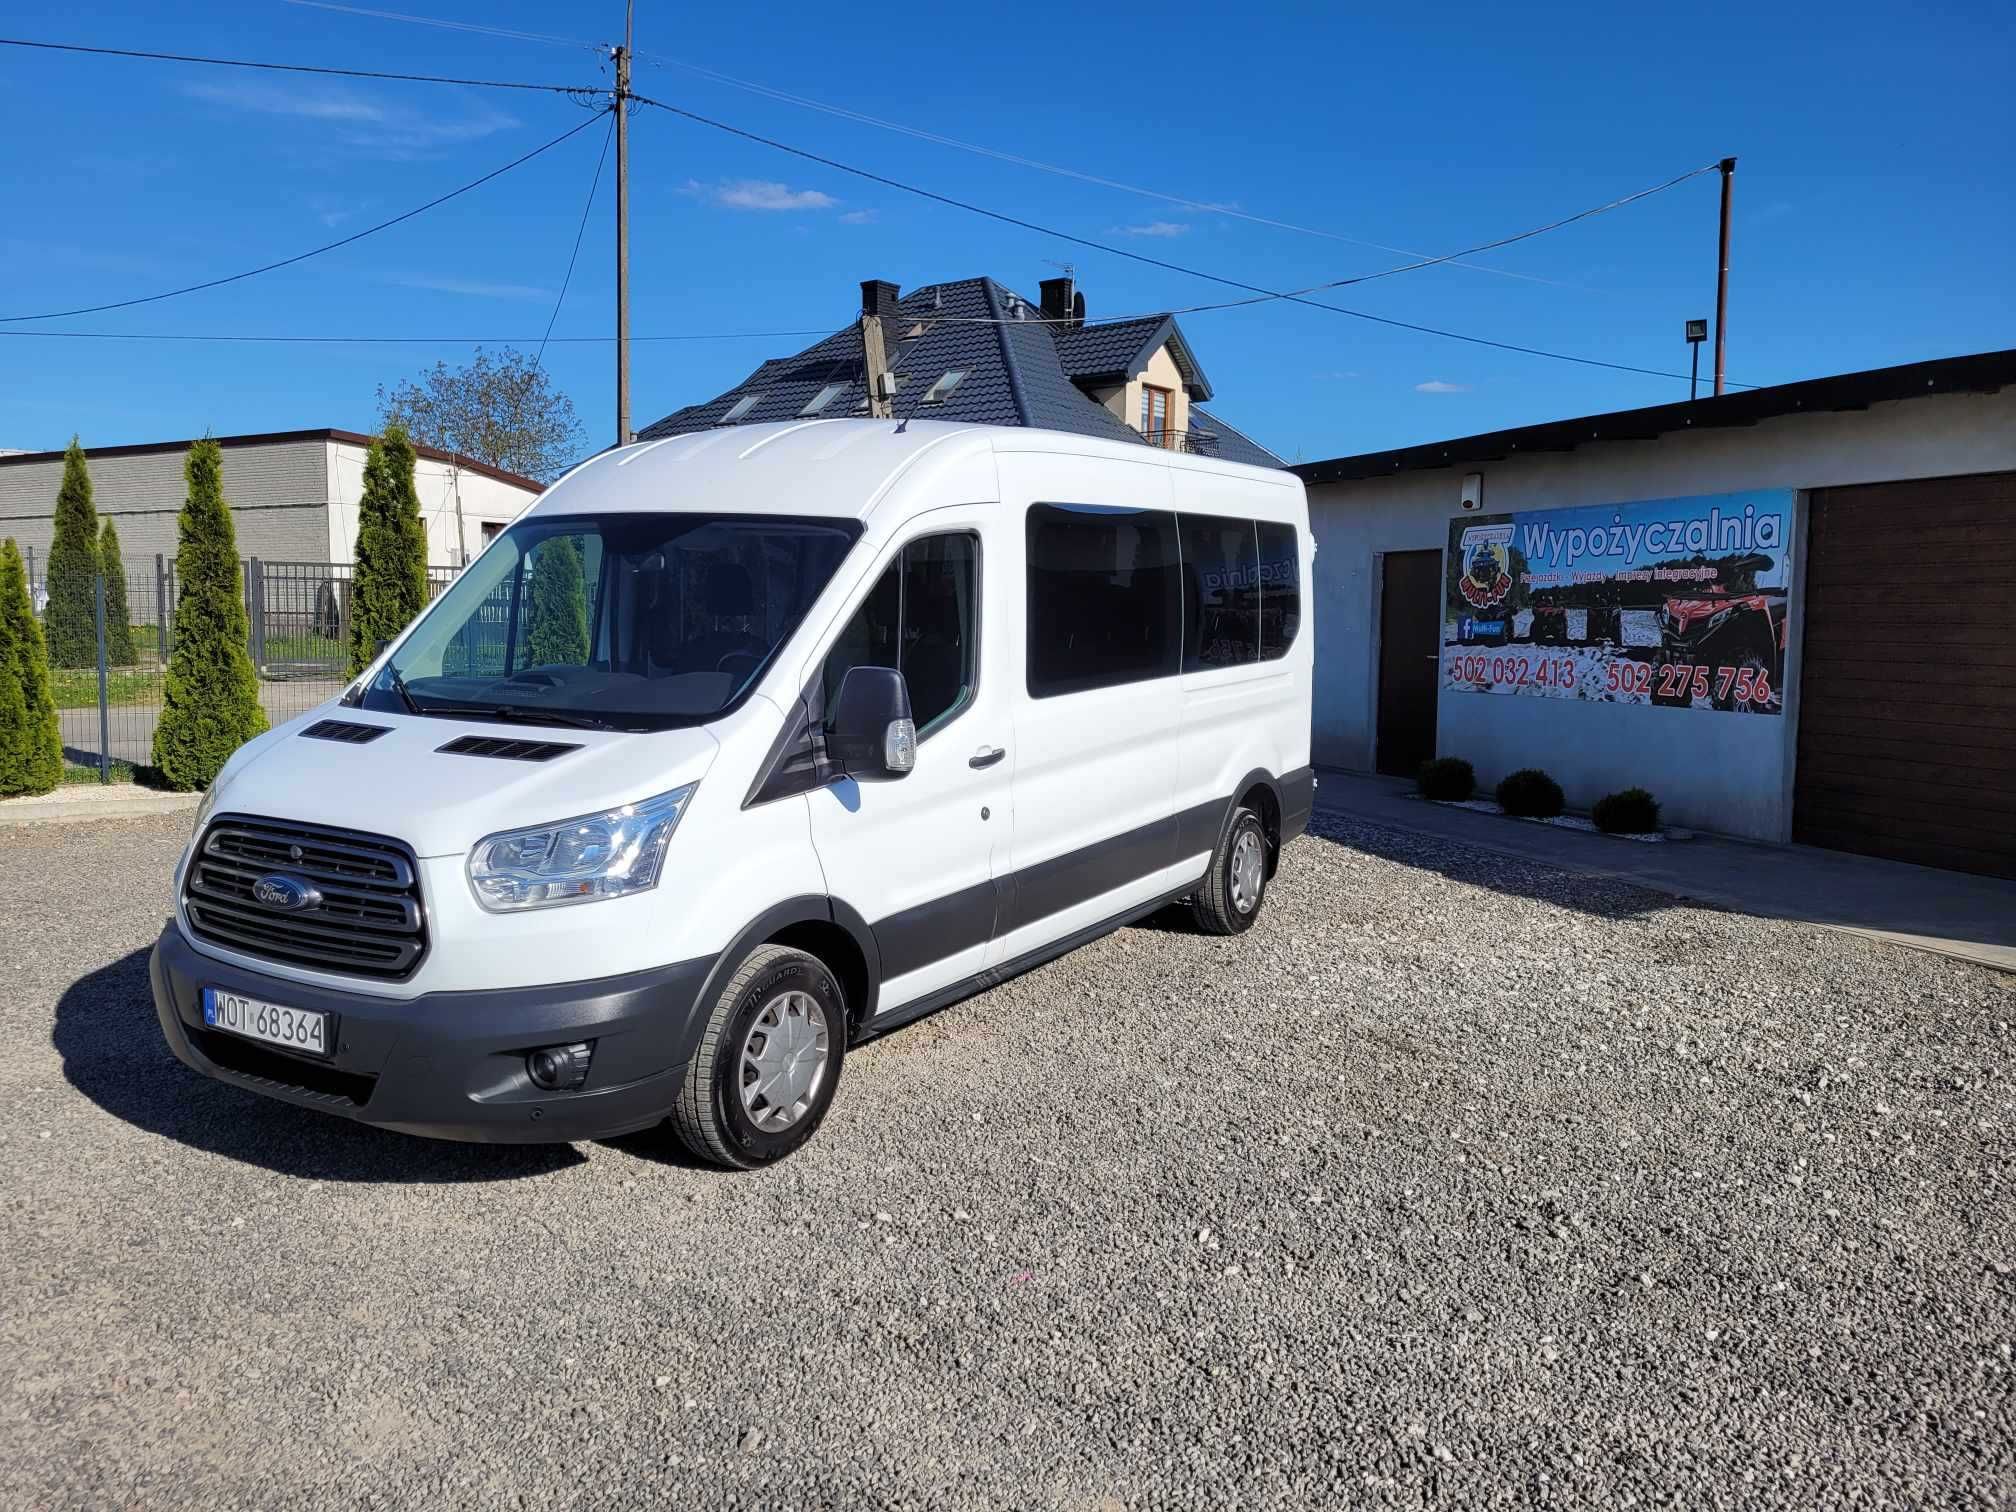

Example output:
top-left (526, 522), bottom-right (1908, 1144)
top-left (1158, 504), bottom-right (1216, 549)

top-left (1294, 348), bottom-right (2016, 879)
top-left (0, 428), bottom-right (545, 572)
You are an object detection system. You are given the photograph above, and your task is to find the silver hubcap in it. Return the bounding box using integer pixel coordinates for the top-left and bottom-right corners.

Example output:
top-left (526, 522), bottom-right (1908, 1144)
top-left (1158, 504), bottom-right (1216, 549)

top-left (739, 990), bottom-right (831, 1132)
top-left (1230, 829), bottom-right (1265, 915)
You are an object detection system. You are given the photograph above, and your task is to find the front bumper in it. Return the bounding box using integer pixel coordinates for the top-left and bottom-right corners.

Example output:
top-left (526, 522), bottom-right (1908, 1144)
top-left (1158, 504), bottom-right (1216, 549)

top-left (150, 923), bottom-right (717, 1144)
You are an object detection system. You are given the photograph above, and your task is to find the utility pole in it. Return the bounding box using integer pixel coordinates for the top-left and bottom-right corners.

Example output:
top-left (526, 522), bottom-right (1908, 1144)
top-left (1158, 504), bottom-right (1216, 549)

top-left (1713, 156), bottom-right (1736, 397)
top-left (613, 1), bottom-right (634, 446)
top-left (861, 311), bottom-right (892, 419)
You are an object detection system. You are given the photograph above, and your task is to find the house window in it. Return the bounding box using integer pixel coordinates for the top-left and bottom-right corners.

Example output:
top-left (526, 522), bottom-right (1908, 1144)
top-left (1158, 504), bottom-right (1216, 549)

top-left (721, 394), bottom-right (761, 421)
top-left (1139, 384), bottom-right (1174, 443)
top-left (921, 370), bottom-right (969, 404)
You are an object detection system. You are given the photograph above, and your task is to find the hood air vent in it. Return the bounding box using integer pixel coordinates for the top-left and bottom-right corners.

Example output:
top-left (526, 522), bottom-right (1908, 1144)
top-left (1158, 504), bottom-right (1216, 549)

top-left (302, 719), bottom-right (391, 745)
top-left (436, 734), bottom-right (581, 763)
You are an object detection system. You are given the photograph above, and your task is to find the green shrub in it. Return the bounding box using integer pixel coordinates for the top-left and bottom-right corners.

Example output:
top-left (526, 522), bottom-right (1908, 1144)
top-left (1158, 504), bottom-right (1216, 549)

top-left (97, 518), bottom-right (137, 666)
top-left (153, 440), bottom-right (268, 791)
top-left (347, 424), bottom-right (428, 676)
top-left (1592, 786), bottom-right (1661, 834)
top-left (0, 539), bottom-right (64, 796)
top-left (43, 438), bottom-right (99, 668)
top-left (1417, 756), bottom-right (1476, 801)
top-left (1495, 767), bottom-right (1565, 818)
top-left (524, 534), bottom-right (588, 667)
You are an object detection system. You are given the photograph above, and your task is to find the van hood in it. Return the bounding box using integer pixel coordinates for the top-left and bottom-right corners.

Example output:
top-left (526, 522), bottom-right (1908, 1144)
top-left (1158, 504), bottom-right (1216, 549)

top-left (212, 711), bottom-right (721, 858)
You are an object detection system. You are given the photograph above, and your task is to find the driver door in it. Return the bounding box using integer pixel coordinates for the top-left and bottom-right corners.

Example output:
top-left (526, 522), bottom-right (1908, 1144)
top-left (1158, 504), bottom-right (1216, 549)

top-left (805, 509), bottom-right (1014, 1017)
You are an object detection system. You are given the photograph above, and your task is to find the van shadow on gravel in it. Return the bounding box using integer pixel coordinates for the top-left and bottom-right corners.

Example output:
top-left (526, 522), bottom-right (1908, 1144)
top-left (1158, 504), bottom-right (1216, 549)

top-left (55, 947), bottom-right (585, 1183)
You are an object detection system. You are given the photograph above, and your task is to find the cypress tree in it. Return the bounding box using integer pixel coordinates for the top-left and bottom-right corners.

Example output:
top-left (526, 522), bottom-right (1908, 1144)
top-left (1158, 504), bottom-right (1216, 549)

top-left (0, 538), bottom-right (64, 796)
top-left (43, 437), bottom-right (99, 668)
top-left (347, 424), bottom-right (430, 675)
top-left (523, 535), bottom-right (588, 667)
top-left (98, 518), bottom-right (137, 665)
top-left (154, 440), bottom-right (267, 790)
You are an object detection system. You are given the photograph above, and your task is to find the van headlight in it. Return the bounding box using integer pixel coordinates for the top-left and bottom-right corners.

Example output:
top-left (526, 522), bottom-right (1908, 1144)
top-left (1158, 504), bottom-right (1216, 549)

top-left (466, 784), bottom-right (697, 913)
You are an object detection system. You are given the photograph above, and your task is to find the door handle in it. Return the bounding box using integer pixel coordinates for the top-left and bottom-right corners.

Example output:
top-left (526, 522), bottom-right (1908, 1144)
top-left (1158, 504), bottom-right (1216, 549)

top-left (968, 746), bottom-right (1006, 770)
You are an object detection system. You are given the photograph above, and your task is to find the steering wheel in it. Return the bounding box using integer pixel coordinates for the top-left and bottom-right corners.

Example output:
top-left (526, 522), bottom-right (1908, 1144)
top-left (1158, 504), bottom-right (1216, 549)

top-left (716, 650), bottom-right (762, 680)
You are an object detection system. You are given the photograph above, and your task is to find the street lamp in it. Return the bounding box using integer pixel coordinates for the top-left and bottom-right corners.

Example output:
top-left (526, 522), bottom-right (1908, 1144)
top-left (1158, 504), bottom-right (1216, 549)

top-left (1685, 318), bottom-right (1708, 400)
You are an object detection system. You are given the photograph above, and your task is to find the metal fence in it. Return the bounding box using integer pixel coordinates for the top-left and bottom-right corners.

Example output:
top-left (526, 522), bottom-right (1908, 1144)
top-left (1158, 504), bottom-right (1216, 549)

top-left (31, 558), bottom-right (461, 781)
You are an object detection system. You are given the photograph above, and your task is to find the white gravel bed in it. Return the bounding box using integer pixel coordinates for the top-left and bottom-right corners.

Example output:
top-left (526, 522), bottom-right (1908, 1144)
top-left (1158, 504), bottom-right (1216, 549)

top-left (2, 811), bottom-right (2009, 1508)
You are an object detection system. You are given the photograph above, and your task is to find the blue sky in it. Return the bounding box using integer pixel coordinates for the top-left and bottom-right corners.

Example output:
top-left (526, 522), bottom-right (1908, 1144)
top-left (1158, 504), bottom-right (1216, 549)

top-left (2, 0), bottom-right (2010, 466)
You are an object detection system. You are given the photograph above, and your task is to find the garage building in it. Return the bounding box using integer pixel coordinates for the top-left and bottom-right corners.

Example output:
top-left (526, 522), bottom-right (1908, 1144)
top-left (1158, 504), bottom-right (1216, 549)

top-left (1295, 349), bottom-right (2016, 879)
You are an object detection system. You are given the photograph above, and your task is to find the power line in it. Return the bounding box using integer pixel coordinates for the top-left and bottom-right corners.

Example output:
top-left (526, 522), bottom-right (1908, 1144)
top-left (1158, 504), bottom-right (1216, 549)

top-left (0, 327), bottom-right (832, 344)
top-left (632, 93), bottom-right (1750, 388)
top-left (536, 111), bottom-right (616, 369)
top-left (910, 166), bottom-right (1717, 328)
top-left (0, 35), bottom-right (598, 93)
top-left (636, 52), bottom-right (1557, 285)
top-left (0, 113), bottom-right (605, 324)
top-left (279, 0), bottom-right (604, 53)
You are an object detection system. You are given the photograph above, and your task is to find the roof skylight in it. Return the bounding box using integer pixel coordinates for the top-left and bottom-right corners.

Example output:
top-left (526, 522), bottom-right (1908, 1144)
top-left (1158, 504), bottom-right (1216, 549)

top-left (800, 383), bottom-right (847, 416)
top-left (721, 394), bottom-right (761, 421)
top-left (921, 370), bottom-right (969, 404)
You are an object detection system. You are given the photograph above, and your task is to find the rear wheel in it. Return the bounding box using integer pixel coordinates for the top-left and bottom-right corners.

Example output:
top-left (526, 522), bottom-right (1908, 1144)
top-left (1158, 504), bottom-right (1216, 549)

top-left (670, 944), bottom-right (846, 1169)
top-left (1191, 806), bottom-right (1269, 936)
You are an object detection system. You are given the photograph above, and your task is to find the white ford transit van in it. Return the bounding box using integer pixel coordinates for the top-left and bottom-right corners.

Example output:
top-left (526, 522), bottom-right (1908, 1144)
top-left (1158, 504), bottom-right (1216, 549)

top-left (150, 421), bottom-right (1314, 1167)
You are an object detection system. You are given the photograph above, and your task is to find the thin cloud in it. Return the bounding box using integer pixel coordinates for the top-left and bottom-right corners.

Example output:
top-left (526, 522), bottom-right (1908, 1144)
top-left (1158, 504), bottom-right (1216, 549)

top-left (838, 208), bottom-right (878, 225)
top-left (181, 80), bottom-right (518, 157)
top-left (683, 178), bottom-right (839, 212)
top-left (387, 275), bottom-right (551, 300)
top-left (1415, 380), bottom-right (1470, 394)
top-left (1114, 221), bottom-right (1189, 238)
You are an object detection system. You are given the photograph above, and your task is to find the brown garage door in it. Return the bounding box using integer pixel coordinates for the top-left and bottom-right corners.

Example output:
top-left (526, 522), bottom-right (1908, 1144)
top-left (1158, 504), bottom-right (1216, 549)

top-left (1794, 471), bottom-right (2016, 878)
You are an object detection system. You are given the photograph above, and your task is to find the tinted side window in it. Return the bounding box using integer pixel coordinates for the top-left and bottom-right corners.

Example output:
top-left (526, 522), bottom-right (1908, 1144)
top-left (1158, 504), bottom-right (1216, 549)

top-left (1027, 504), bottom-right (1181, 697)
top-left (822, 532), bottom-right (978, 736)
top-left (1258, 520), bottom-right (1301, 660)
top-left (1179, 514), bottom-right (1260, 671)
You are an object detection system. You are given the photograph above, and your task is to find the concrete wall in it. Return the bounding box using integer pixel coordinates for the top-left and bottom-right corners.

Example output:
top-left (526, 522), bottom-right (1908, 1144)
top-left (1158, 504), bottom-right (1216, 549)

top-left (1305, 385), bottom-right (2016, 842)
top-left (323, 442), bottom-right (539, 566)
top-left (0, 438), bottom-right (331, 574)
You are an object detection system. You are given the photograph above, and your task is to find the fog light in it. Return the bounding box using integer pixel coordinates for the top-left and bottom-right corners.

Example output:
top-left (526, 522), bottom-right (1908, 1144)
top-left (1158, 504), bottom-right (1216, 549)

top-left (526, 1041), bottom-right (593, 1091)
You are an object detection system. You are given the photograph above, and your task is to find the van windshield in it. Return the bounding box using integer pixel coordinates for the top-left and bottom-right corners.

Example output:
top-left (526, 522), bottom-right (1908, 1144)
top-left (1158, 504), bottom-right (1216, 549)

top-left (360, 513), bottom-right (861, 732)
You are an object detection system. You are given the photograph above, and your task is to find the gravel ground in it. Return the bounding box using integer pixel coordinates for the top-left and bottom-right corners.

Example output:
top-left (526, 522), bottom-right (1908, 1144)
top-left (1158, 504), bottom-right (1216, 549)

top-left (4, 811), bottom-right (2011, 1509)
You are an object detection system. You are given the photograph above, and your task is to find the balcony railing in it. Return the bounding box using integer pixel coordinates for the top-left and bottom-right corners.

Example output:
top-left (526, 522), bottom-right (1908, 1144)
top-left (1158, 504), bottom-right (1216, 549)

top-left (1138, 427), bottom-right (1221, 456)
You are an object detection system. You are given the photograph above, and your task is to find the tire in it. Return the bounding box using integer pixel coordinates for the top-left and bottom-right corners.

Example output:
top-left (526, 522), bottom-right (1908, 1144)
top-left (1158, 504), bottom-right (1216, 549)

top-left (1191, 805), bottom-right (1269, 936)
top-left (669, 944), bottom-right (847, 1169)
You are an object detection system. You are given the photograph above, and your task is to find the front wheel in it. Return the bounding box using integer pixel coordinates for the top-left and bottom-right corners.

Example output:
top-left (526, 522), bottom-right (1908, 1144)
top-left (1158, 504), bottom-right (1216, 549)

top-left (1191, 806), bottom-right (1270, 936)
top-left (669, 944), bottom-right (846, 1169)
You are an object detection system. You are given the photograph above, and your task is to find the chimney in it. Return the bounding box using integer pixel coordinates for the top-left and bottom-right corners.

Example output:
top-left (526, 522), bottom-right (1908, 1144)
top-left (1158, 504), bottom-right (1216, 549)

top-left (1039, 276), bottom-right (1083, 329)
top-left (860, 279), bottom-right (901, 320)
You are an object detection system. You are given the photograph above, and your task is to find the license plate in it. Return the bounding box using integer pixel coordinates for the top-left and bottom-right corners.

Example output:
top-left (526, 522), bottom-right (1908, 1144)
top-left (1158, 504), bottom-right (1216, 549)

top-left (202, 987), bottom-right (331, 1058)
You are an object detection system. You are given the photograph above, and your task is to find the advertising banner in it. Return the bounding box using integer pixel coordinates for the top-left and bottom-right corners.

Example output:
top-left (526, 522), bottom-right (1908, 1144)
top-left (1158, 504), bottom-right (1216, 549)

top-left (1445, 488), bottom-right (1794, 714)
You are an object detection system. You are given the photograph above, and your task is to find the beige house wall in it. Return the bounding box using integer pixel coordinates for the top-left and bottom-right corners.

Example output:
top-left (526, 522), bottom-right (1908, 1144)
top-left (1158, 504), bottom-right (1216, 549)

top-left (1093, 343), bottom-right (1192, 440)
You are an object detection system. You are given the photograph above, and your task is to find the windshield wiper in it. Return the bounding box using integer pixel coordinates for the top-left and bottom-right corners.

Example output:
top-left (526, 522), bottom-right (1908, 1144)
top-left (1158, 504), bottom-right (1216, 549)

top-left (385, 666), bottom-right (426, 718)
top-left (403, 699), bottom-right (626, 733)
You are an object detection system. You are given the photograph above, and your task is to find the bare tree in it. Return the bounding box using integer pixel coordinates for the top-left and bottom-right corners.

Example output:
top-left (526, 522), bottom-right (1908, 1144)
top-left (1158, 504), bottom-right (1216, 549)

top-left (376, 348), bottom-right (585, 484)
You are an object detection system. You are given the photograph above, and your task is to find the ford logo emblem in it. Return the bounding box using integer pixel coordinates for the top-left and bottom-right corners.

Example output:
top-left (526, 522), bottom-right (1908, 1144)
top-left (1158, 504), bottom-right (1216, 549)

top-left (251, 873), bottom-right (321, 912)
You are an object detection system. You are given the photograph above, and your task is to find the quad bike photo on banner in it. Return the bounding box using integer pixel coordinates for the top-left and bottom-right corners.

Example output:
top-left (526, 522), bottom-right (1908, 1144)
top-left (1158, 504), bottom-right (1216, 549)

top-left (1443, 488), bottom-right (1793, 715)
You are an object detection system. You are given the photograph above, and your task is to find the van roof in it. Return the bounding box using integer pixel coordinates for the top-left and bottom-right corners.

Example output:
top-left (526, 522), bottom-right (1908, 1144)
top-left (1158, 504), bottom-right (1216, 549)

top-left (532, 419), bottom-right (1296, 528)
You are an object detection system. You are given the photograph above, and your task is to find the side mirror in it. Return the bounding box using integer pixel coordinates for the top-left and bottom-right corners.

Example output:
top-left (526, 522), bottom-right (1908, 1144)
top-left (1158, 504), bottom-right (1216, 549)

top-left (827, 665), bottom-right (916, 780)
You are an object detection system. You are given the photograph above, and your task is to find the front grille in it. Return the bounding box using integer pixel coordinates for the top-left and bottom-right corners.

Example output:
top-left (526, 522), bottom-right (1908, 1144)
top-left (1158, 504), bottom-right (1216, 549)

top-left (183, 816), bottom-right (428, 980)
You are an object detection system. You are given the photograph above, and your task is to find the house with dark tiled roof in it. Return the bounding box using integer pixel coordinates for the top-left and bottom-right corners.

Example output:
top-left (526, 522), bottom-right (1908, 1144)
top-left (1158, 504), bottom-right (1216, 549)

top-left (638, 274), bottom-right (1282, 468)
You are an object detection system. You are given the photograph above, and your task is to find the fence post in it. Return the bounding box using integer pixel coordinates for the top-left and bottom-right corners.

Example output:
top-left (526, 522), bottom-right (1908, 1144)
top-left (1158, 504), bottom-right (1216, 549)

top-left (155, 552), bottom-right (171, 663)
top-left (247, 556), bottom-right (267, 669)
top-left (95, 574), bottom-right (111, 784)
